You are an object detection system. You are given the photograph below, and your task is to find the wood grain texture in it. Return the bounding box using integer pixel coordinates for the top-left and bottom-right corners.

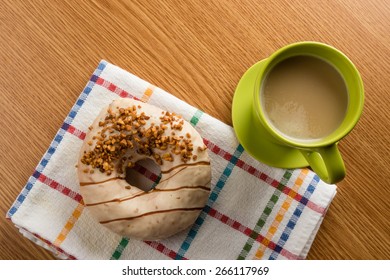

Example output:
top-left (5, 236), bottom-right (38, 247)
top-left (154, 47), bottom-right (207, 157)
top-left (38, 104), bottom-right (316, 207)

top-left (1, 0), bottom-right (389, 259)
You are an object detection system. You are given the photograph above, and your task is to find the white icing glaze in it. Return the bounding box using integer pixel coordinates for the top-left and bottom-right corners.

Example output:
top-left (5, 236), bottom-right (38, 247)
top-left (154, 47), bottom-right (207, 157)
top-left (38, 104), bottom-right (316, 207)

top-left (77, 98), bottom-right (211, 240)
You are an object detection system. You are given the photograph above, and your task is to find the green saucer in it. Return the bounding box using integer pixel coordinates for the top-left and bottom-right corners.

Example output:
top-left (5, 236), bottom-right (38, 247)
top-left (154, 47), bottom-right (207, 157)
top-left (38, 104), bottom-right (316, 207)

top-left (232, 60), bottom-right (308, 169)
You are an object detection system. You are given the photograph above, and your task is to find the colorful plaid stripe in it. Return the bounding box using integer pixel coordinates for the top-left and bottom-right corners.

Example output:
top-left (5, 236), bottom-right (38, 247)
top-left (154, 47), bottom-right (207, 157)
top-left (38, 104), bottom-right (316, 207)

top-left (140, 84), bottom-right (155, 102)
top-left (110, 239), bottom-right (189, 260)
top-left (175, 144), bottom-right (245, 259)
top-left (190, 109), bottom-right (203, 126)
top-left (35, 171), bottom-right (83, 202)
top-left (268, 175), bottom-right (320, 260)
top-left (64, 123), bottom-right (86, 140)
top-left (144, 241), bottom-right (188, 260)
top-left (54, 202), bottom-right (85, 246)
top-left (253, 169), bottom-right (309, 259)
top-left (208, 207), bottom-right (251, 236)
top-left (93, 75), bottom-right (139, 100)
top-left (237, 170), bottom-right (293, 259)
top-left (133, 163), bottom-right (161, 184)
top-left (7, 61), bottom-right (107, 218)
top-left (111, 238), bottom-right (129, 260)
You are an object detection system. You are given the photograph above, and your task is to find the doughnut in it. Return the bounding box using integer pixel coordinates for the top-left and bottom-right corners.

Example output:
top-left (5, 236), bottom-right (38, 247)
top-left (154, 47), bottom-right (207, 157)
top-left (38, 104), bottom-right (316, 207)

top-left (77, 98), bottom-right (211, 240)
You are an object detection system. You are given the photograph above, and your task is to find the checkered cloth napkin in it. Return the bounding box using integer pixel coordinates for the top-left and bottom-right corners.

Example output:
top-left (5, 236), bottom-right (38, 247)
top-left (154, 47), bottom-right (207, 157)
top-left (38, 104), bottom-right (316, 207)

top-left (7, 60), bottom-right (337, 260)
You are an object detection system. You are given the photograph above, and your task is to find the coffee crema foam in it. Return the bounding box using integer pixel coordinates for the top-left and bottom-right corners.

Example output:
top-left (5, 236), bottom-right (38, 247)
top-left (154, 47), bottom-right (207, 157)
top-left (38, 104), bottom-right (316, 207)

top-left (261, 55), bottom-right (348, 141)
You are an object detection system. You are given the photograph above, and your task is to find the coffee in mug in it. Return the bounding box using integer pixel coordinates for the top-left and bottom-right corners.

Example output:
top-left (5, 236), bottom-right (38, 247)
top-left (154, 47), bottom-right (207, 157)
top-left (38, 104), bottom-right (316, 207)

top-left (232, 42), bottom-right (364, 184)
top-left (261, 55), bottom-right (348, 142)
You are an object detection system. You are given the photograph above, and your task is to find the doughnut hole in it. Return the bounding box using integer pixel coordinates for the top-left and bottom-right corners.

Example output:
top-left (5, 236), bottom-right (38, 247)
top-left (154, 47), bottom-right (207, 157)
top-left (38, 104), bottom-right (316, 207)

top-left (125, 158), bottom-right (162, 192)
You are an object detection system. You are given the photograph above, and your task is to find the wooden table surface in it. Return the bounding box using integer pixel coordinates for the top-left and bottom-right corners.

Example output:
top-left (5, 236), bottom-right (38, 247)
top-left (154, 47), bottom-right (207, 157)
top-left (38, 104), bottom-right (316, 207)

top-left (1, 0), bottom-right (389, 260)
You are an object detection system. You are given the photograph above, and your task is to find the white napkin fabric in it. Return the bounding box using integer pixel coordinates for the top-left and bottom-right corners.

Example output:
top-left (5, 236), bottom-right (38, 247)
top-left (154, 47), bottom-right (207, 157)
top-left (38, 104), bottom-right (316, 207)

top-left (7, 60), bottom-right (337, 260)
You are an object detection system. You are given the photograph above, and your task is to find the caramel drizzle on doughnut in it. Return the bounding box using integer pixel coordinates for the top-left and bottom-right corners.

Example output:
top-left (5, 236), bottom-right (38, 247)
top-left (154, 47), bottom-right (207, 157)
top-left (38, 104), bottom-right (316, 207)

top-left (99, 207), bottom-right (204, 224)
top-left (79, 176), bottom-right (125, 186)
top-left (158, 166), bottom-right (188, 184)
top-left (85, 185), bottom-right (211, 206)
top-left (79, 161), bottom-right (210, 186)
top-left (160, 161), bottom-right (210, 174)
top-left (158, 164), bottom-right (207, 184)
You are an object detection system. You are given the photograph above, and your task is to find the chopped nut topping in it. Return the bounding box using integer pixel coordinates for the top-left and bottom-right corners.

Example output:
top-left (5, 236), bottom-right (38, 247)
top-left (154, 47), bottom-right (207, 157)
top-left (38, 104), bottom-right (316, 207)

top-left (197, 145), bottom-right (207, 152)
top-left (81, 105), bottom-right (200, 175)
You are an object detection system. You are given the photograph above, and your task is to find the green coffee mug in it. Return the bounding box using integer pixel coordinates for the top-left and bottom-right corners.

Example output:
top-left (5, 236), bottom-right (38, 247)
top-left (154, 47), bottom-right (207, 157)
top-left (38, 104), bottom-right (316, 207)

top-left (232, 42), bottom-right (364, 184)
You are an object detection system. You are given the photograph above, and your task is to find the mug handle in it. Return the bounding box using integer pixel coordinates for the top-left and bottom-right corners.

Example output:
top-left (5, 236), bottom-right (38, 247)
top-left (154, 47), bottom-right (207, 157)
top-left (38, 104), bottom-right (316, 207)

top-left (300, 143), bottom-right (345, 184)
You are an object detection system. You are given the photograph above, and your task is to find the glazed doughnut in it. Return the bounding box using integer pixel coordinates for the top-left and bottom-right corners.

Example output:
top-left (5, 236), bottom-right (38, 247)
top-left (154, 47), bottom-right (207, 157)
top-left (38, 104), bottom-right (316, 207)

top-left (77, 98), bottom-right (211, 240)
